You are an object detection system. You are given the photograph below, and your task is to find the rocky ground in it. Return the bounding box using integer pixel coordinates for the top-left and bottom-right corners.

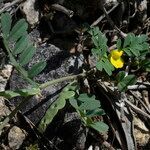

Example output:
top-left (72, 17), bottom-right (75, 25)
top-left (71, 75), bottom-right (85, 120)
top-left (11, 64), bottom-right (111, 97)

top-left (0, 0), bottom-right (150, 150)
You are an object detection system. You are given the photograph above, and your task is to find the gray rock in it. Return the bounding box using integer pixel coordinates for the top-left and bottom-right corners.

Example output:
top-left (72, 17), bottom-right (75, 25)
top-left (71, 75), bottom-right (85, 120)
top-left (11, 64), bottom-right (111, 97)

top-left (8, 126), bottom-right (26, 149)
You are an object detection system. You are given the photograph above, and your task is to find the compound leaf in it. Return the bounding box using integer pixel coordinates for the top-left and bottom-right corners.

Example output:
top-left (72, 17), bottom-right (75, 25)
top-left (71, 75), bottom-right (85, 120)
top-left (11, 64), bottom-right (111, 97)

top-left (38, 83), bottom-right (76, 133)
top-left (138, 34), bottom-right (148, 43)
top-left (38, 97), bottom-right (66, 133)
top-left (77, 93), bottom-right (101, 110)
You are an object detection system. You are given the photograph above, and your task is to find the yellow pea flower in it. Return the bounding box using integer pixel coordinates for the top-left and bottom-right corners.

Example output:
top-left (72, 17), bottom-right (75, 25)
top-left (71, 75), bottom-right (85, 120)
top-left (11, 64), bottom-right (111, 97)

top-left (109, 49), bottom-right (124, 68)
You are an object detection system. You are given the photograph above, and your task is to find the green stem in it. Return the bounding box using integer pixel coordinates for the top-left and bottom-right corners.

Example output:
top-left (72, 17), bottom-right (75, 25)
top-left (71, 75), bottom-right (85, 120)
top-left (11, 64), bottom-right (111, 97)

top-left (0, 69), bottom-right (96, 131)
top-left (40, 68), bottom-right (96, 89)
top-left (39, 72), bottom-right (85, 89)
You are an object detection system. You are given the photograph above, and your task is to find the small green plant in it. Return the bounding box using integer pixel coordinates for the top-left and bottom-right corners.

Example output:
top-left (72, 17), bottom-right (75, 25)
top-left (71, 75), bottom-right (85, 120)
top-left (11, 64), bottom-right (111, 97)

top-left (89, 27), bottom-right (149, 91)
top-left (38, 81), bottom-right (108, 133)
top-left (0, 12), bottom-right (149, 134)
top-left (69, 93), bottom-right (108, 133)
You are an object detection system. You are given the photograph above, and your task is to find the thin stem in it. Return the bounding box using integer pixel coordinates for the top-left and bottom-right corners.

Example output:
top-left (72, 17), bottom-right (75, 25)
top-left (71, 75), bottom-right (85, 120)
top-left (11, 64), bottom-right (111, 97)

top-left (0, 69), bottom-right (96, 131)
top-left (40, 73), bottom-right (84, 89)
top-left (39, 69), bottom-right (96, 89)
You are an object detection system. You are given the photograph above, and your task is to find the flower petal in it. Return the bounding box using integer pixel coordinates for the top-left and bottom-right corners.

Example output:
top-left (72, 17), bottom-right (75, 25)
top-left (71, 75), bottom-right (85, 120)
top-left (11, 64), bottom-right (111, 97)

top-left (110, 49), bottom-right (123, 60)
top-left (110, 57), bottom-right (124, 68)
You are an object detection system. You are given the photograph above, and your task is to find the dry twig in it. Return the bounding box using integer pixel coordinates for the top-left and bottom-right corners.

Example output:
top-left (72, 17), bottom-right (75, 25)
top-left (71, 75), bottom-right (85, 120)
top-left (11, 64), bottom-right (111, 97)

top-left (99, 1), bottom-right (127, 38)
top-left (51, 4), bottom-right (74, 18)
top-left (91, 2), bottom-right (119, 27)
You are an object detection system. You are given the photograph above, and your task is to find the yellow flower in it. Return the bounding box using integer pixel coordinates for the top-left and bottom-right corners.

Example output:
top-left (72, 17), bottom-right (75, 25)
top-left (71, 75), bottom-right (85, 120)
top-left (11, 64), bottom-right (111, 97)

top-left (109, 49), bottom-right (124, 68)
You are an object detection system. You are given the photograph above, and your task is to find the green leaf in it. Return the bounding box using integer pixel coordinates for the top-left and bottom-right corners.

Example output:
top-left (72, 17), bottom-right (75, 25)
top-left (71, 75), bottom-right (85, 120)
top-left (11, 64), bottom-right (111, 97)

top-left (116, 71), bottom-right (126, 82)
top-left (38, 96), bottom-right (66, 133)
top-left (139, 59), bottom-right (150, 71)
top-left (96, 61), bottom-right (103, 71)
top-left (117, 39), bottom-right (122, 49)
top-left (17, 88), bottom-right (41, 97)
top-left (98, 32), bottom-right (107, 47)
top-left (138, 34), bottom-right (148, 43)
top-left (123, 33), bottom-right (149, 57)
top-left (123, 34), bottom-right (132, 48)
top-left (0, 90), bottom-right (20, 99)
top-left (9, 19), bottom-right (28, 41)
top-left (103, 59), bottom-right (114, 76)
top-left (91, 48), bottom-right (99, 57)
top-left (60, 91), bottom-right (75, 99)
top-left (79, 99), bottom-right (100, 110)
top-left (92, 27), bottom-right (100, 36)
top-left (123, 47), bottom-right (132, 56)
top-left (19, 44), bottom-right (36, 66)
top-left (142, 43), bottom-right (149, 51)
top-left (69, 98), bottom-right (79, 109)
top-left (78, 93), bottom-right (96, 102)
top-left (13, 35), bottom-right (29, 55)
top-left (90, 27), bottom-right (107, 58)
top-left (0, 88), bottom-right (40, 99)
top-left (77, 94), bottom-right (100, 110)
top-left (100, 44), bottom-right (107, 56)
top-left (118, 75), bottom-right (137, 91)
top-left (86, 108), bottom-right (105, 117)
top-left (92, 36), bottom-right (99, 47)
top-left (89, 121), bottom-right (109, 133)
top-left (1, 12), bottom-right (12, 39)
top-left (69, 92), bottom-right (107, 134)
top-left (28, 61), bottom-right (46, 78)
top-left (129, 48), bottom-right (138, 56)
top-left (38, 83), bottom-right (76, 133)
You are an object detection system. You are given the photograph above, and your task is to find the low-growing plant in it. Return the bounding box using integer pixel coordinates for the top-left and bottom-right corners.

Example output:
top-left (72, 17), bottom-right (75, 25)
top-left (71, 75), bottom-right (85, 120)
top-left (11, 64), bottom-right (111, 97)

top-left (0, 12), bottom-right (149, 134)
top-left (89, 27), bottom-right (149, 91)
